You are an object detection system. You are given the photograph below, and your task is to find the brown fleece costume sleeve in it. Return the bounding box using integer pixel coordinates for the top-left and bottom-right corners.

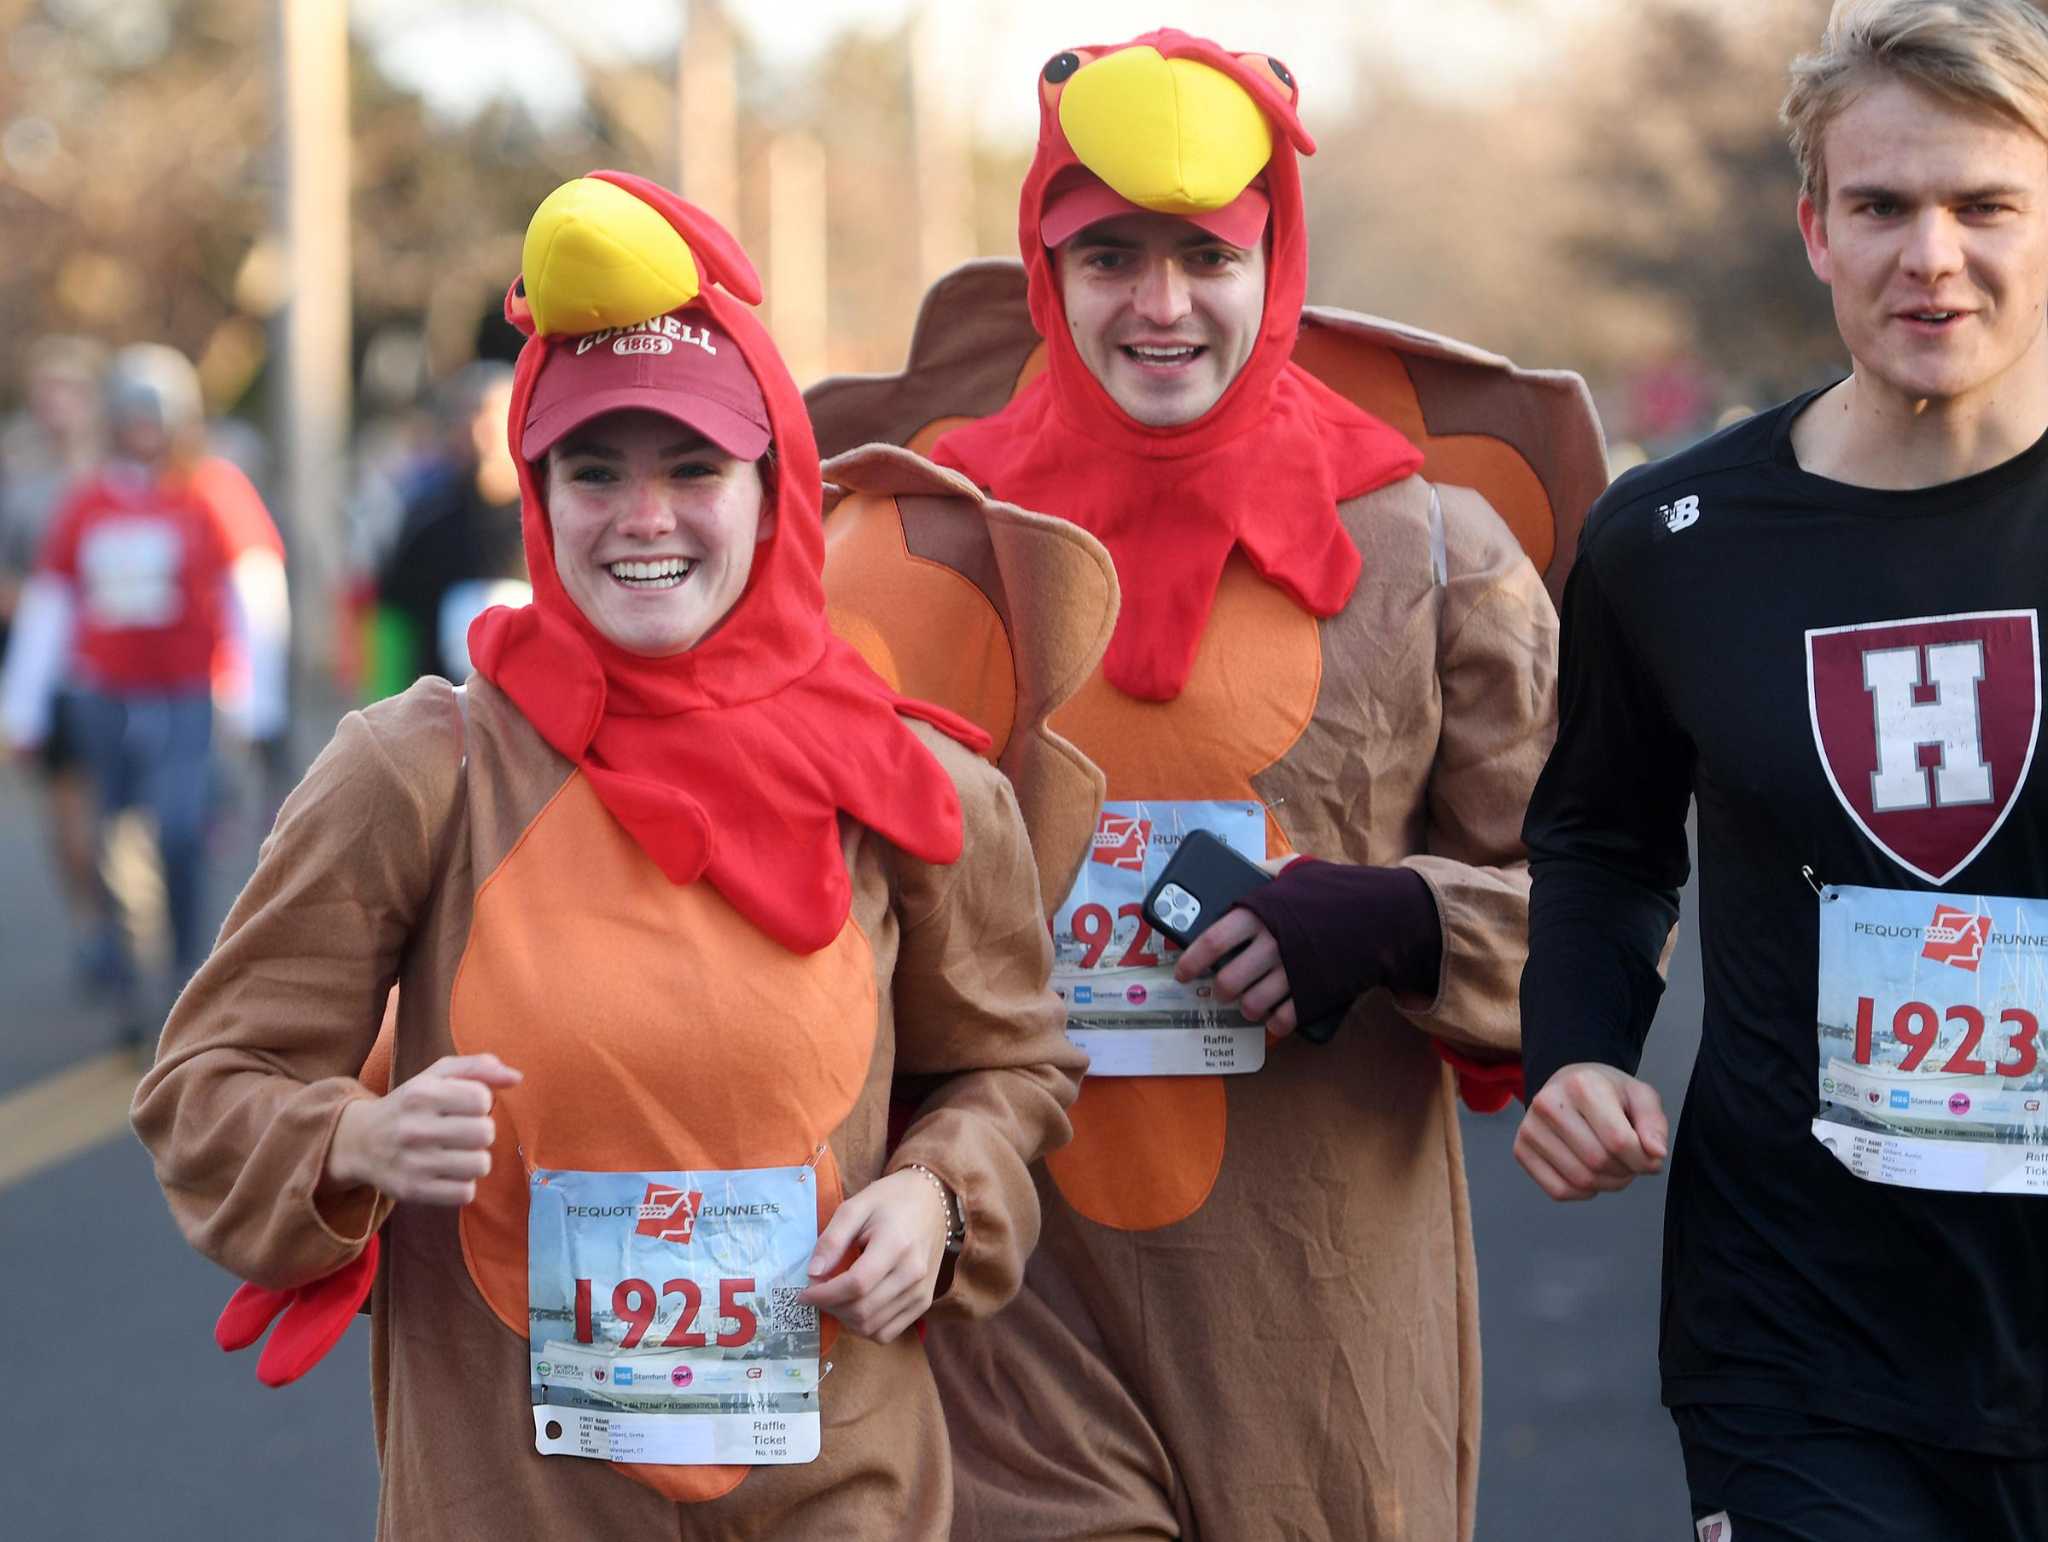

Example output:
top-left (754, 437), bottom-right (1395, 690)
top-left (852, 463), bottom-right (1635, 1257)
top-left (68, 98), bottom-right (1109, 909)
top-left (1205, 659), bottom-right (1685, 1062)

top-left (1395, 483), bottom-right (1559, 1059)
top-left (884, 726), bottom-right (1085, 1319)
top-left (131, 685), bottom-right (464, 1289)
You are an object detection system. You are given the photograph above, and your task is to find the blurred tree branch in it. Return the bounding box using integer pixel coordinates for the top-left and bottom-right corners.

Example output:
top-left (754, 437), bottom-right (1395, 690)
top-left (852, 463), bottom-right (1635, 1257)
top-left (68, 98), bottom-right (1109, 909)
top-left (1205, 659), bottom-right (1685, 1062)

top-left (1307, 0), bottom-right (1839, 430)
top-left (3, 0), bottom-right (1847, 443)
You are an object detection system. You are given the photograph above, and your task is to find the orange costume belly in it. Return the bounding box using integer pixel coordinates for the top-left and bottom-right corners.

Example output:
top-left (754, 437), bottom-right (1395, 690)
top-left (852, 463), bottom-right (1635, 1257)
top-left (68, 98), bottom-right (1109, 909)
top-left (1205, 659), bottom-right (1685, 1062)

top-left (1044, 554), bottom-right (1320, 1230)
top-left (821, 489), bottom-right (1314, 1232)
top-left (448, 772), bottom-right (876, 1502)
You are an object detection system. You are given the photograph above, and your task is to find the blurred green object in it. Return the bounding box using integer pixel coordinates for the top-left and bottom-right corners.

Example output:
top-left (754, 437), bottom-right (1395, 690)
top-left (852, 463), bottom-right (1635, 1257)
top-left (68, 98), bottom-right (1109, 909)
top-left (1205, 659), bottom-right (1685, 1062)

top-left (364, 606), bottom-right (419, 703)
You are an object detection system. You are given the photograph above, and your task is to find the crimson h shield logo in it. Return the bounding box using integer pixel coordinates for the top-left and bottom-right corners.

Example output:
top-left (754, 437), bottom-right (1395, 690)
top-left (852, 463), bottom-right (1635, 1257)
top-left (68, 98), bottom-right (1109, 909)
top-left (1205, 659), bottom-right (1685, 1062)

top-left (1807, 610), bottom-right (2040, 885)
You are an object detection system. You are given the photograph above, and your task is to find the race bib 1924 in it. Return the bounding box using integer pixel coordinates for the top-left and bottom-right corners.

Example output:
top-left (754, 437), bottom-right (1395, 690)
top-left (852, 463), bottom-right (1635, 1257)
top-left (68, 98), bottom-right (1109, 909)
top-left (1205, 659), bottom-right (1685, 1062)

top-left (1052, 800), bottom-right (1268, 1077)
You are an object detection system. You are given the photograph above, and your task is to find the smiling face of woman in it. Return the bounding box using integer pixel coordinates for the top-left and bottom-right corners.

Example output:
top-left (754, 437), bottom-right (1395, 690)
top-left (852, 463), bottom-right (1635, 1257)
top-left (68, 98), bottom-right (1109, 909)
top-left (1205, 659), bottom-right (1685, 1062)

top-left (544, 409), bottom-right (774, 656)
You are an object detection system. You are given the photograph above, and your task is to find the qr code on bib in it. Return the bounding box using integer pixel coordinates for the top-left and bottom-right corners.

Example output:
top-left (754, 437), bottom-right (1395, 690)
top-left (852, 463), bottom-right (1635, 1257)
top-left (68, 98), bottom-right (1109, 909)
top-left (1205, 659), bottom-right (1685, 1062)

top-left (768, 1287), bottom-right (816, 1334)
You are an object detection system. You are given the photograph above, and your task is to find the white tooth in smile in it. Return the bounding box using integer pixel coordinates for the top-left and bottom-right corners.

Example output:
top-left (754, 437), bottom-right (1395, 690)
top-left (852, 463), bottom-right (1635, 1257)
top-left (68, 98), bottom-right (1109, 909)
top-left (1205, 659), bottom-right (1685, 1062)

top-left (1129, 345), bottom-right (1196, 360)
top-left (609, 558), bottom-right (694, 583)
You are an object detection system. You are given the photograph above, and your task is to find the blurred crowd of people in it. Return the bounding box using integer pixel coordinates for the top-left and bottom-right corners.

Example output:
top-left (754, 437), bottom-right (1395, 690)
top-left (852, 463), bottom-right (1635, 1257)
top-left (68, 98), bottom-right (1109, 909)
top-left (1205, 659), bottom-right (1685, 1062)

top-left (0, 337), bottom-right (284, 1041)
top-left (352, 360), bottom-right (530, 697)
top-left (0, 334), bottom-right (529, 1047)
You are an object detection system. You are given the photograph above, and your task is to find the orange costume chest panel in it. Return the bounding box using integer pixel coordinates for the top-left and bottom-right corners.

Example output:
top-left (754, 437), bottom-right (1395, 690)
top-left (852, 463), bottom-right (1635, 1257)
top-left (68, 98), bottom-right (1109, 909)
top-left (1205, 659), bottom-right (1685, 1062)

top-left (451, 772), bottom-right (871, 1502)
top-left (1043, 554), bottom-right (1317, 1231)
top-left (132, 679), bottom-right (1085, 1542)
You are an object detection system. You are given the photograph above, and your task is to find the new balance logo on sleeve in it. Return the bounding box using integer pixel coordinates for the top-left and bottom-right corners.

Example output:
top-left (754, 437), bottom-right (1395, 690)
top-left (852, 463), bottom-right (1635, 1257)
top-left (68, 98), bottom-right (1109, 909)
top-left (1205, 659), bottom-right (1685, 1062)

top-left (1659, 494), bottom-right (1701, 534)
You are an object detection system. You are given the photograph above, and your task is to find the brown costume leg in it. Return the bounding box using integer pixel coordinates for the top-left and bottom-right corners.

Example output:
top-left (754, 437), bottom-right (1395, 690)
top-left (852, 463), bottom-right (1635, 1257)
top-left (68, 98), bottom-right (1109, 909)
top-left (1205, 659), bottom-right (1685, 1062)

top-left (928, 1231), bottom-right (1189, 1540)
top-left (933, 1018), bottom-right (1472, 1542)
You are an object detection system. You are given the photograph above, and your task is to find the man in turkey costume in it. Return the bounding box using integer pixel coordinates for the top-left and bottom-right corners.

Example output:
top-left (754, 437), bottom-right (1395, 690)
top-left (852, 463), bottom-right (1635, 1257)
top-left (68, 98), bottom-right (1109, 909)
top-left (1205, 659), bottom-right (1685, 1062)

top-left (809, 29), bottom-right (1607, 1541)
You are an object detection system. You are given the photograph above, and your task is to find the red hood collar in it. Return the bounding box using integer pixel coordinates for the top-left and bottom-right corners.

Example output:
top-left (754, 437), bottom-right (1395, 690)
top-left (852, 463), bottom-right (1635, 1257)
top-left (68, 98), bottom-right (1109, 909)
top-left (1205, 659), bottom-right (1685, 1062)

top-left (470, 172), bottom-right (987, 953)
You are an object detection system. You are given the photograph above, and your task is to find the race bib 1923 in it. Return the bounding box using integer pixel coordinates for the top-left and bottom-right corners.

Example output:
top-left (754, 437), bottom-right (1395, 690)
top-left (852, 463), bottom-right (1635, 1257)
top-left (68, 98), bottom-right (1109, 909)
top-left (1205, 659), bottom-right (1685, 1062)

top-left (1813, 883), bottom-right (2048, 1195)
top-left (527, 1163), bottom-right (822, 1466)
top-left (1052, 800), bottom-right (1268, 1077)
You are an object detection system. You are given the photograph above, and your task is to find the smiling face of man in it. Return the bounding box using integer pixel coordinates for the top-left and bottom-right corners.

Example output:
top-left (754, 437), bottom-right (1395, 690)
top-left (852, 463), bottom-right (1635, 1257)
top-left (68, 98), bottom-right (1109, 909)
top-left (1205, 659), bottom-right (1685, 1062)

top-left (1054, 211), bottom-right (1268, 428)
top-left (1799, 77), bottom-right (2048, 419)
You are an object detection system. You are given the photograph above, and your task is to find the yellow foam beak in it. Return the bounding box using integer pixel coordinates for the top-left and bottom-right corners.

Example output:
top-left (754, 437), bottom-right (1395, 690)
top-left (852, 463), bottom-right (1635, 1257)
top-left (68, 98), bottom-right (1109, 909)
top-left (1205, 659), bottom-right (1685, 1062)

top-left (521, 178), bottom-right (701, 337)
top-left (1057, 47), bottom-right (1273, 216)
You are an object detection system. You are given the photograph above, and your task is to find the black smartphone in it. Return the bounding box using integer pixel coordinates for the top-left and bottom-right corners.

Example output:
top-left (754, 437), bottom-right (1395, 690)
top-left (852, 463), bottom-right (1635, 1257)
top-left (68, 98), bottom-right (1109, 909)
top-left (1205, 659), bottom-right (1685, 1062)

top-left (1141, 830), bottom-right (1272, 949)
top-left (1140, 831), bottom-right (1343, 1045)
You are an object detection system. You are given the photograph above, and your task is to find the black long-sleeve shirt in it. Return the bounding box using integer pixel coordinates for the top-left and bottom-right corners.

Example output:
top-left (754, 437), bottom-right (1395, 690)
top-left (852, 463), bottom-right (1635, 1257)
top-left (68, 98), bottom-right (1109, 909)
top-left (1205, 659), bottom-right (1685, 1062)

top-left (1523, 389), bottom-right (2048, 1456)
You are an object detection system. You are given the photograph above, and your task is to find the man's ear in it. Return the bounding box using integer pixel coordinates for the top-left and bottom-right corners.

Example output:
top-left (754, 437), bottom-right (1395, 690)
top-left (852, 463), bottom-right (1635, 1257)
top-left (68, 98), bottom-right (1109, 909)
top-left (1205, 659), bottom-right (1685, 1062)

top-left (1797, 192), bottom-right (1834, 285)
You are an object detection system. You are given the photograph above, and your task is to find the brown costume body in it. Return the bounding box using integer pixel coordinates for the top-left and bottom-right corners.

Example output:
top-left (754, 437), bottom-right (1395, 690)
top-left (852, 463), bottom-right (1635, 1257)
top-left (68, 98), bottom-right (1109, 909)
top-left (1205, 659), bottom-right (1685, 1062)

top-left (813, 267), bottom-right (1605, 1541)
top-left (132, 676), bottom-right (1087, 1540)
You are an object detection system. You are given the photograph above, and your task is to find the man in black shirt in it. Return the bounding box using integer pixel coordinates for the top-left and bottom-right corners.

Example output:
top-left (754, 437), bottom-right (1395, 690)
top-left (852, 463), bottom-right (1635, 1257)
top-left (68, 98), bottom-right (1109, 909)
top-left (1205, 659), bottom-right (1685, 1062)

top-left (1519, 2), bottom-right (2048, 1537)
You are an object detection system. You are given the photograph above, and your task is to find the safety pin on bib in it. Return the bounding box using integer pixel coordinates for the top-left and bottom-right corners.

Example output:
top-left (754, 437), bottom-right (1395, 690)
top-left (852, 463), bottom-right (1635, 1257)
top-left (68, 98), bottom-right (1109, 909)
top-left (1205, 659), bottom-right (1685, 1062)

top-left (797, 1143), bottom-right (829, 1186)
top-left (1801, 865), bottom-right (1834, 901)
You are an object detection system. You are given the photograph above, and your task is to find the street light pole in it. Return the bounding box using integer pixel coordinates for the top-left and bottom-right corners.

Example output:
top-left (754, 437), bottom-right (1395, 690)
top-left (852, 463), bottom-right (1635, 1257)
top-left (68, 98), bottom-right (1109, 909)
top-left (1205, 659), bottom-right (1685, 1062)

top-left (678, 0), bottom-right (739, 223)
top-left (912, 6), bottom-right (974, 283)
top-left (273, 0), bottom-right (351, 713)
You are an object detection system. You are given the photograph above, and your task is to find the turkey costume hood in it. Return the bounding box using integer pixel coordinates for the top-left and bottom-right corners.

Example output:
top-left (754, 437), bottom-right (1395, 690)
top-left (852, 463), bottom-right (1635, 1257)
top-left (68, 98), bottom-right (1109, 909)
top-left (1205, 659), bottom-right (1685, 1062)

top-left (932, 29), bottom-right (1423, 700)
top-left (471, 170), bottom-right (987, 952)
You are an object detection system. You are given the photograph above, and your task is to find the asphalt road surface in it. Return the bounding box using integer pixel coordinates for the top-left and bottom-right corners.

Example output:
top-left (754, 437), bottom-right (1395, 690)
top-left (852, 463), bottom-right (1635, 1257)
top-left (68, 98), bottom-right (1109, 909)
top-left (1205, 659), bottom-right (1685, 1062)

top-left (0, 747), bottom-right (1703, 1541)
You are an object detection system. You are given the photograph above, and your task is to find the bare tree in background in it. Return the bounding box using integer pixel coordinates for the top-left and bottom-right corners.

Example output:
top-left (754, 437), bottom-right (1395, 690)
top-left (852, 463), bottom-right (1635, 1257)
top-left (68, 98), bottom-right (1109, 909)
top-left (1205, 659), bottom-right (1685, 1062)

top-left (4, 0), bottom-right (1848, 427)
top-left (0, 0), bottom-right (273, 405)
top-left (1308, 0), bottom-right (1839, 427)
top-left (1557, 0), bottom-right (1842, 404)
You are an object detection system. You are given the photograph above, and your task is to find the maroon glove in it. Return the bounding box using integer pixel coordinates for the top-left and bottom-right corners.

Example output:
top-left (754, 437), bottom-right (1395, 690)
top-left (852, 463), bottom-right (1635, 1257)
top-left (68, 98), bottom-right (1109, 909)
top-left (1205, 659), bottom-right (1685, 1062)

top-left (214, 1234), bottom-right (379, 1388)
top-left (1234, 859), bottom-right (1524, 1109)
top-left (1233, 858), bottom-right (1443, 1023)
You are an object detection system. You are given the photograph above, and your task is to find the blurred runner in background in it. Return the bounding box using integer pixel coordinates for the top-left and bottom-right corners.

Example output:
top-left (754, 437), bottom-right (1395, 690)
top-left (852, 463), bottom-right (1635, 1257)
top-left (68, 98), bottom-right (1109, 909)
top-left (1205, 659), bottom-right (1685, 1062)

top-left (1, 343), bottom-right (287, 1042)
top-left (0, 335), bottom-right (109, 987)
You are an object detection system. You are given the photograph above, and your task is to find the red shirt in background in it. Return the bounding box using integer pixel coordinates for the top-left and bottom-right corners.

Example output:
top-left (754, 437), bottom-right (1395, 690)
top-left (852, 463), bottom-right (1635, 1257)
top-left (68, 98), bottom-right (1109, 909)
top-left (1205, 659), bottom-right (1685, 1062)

top-left (189, 456), bottom-right (285, 560)
top-left (36, 461), bottom-right (245, 693)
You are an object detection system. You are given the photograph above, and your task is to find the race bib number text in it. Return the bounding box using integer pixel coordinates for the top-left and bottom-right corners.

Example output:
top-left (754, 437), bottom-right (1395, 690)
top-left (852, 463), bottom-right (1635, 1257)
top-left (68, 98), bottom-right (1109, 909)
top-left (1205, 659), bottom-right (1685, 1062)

top-left (1813, 884), bottom-right (2048, 1195)
top-left (1053, 800), bottom-right (1269, 1076)
top-left (528, 1164), bottom-right (822, 1465)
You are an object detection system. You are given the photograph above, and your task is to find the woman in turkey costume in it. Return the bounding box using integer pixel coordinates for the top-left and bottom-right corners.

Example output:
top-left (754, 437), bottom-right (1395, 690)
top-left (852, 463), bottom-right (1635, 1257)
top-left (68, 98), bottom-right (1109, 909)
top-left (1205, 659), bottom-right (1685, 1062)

top-left (132, 173), bottom-right (1085, 1540)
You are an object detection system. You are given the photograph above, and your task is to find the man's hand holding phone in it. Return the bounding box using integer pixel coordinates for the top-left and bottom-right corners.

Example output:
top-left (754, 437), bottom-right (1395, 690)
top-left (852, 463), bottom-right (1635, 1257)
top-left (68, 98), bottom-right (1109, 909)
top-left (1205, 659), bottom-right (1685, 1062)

top-left (1174, 910), bottom-right (1299, 1035)
top-left (1147, 832), bottom-right (1306, 1036)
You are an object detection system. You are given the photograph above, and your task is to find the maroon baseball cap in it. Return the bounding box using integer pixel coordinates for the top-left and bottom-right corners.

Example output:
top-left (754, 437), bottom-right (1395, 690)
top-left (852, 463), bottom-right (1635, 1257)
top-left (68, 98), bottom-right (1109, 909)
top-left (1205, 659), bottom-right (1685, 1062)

top-left (522, 309), bottom-right (771, 461)
top-left (1040, 166), bottom-right (1270, 250)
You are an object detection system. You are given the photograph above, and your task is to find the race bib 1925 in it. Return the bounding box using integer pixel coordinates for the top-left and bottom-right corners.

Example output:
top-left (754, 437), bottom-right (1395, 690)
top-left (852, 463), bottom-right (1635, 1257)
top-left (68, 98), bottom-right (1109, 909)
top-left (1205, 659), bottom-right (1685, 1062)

top-left (527, 1163), bottom-right (822, 1466)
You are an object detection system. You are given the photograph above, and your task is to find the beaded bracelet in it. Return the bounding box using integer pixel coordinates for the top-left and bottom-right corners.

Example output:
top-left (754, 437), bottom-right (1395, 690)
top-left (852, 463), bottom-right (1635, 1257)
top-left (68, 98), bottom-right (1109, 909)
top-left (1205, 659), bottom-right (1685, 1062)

top-left (902, 1162), bottom-right (966, 1251)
